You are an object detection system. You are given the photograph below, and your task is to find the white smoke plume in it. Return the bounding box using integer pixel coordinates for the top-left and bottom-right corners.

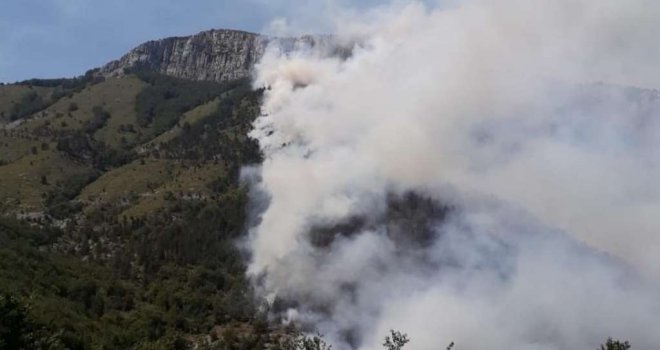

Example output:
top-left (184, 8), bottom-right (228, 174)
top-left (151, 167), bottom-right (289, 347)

top-left (245, 1), bottom-right (660, 349)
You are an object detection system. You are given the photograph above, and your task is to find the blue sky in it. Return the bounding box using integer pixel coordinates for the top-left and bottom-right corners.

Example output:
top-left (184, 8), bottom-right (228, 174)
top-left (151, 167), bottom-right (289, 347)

top-left (0, 0), bottom-right (388, 83)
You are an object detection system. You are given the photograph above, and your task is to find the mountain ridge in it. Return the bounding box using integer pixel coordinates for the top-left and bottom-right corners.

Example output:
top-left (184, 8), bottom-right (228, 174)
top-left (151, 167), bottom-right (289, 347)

top-left (100, 28), bottom-right (335, 83)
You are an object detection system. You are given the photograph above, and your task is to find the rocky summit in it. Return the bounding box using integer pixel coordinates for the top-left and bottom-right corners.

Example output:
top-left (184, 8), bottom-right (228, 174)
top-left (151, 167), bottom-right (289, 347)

top-left (100, 29), bottom-right (335, 82)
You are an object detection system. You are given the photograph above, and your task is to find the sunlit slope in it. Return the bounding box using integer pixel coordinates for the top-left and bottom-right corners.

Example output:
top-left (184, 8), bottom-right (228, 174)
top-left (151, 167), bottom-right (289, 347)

top-left (1, 73), bottom-right (258, 217)
top-left (0, 85), bottom-right (54, 124)
top-left (0, 148), bottom-right (90, 210)
top-left (17, 76), bottom-right (147, 146)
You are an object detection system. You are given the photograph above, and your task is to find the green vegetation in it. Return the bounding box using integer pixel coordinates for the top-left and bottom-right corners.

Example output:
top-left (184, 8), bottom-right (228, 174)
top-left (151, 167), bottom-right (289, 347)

top-left (0, 69), bottom-right (106, 123)
top-left (0, 148), bottom-right (91, 210)
top-left (600, 338), bottom-right (631, 350)
top-left (0, 72), bottom-right (269, 349)
top-left (44, 170), bottom-right (100, 219)
top-left (146, 98), bottom-right (220, 146)
top-left (0, 196), bottom-right (260, 349)
top-left (16, 76), bottom-right (146, 146)
top-left (133, 71), bottom-right (247, 135)
top-left (0, 294), bottom-right (67, 349)
top-left (0, 85), bottom-right (54, 123)
top-left (8, 91), bottom-right (48, 121)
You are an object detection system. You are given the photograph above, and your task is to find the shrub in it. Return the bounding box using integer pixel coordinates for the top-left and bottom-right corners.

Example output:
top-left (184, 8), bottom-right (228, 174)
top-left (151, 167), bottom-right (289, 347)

top-left (82, 105), bottom-right (111, 134)
top-left (9, 91), bottom-right (47, 120)
top-left (600, 338), bottom-right (631, 350)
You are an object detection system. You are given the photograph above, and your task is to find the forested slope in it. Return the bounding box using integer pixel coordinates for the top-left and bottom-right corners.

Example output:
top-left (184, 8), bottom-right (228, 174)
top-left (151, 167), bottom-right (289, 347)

top-left (0, 71), bottom-right (275, 349)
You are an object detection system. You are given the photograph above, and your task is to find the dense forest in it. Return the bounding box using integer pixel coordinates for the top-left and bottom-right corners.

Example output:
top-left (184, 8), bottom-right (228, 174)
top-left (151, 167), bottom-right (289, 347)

top-left (0, 71), bottom-right (275, 349)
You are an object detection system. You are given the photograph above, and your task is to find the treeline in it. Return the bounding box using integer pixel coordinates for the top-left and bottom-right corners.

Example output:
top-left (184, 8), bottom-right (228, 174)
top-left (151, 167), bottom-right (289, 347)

top-left (7, 91), bottom-right (49, 121)
top-left (7, 69), bottom-right (106, 121)
top-left (44, 169), bottom-right (100, 219)
top-left (0, 181), bottom-right (261, 349)
top-left (134, 71), bottom-right (249, 135)
top-left (17, 68), bottom-right (104, 90)
top-left (155, 82), bottom-right (263, 164)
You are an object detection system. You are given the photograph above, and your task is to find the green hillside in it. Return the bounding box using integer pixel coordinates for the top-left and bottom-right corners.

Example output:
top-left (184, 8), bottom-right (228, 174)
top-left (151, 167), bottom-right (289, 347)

top-left (0, 72), bottom-right (272, 349)
top-left (0, 85), bottom-right (55, 123)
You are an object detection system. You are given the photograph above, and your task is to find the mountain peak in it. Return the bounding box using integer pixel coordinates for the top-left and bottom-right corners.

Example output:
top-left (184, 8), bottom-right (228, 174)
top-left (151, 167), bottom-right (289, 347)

top-left (100, 28), bottom-right (335, 83)
top-left (100, 29), bottom-right (265, 82)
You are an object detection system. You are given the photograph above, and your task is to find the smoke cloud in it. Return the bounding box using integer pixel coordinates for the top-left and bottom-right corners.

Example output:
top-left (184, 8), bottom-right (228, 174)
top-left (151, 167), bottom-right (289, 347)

top-left (245, 1), bottom-right (660, 349)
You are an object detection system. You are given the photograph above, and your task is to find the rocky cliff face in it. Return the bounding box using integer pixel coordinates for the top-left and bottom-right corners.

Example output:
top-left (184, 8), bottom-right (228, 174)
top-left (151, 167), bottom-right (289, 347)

top-left (101, 29), bottom-right (336, 82)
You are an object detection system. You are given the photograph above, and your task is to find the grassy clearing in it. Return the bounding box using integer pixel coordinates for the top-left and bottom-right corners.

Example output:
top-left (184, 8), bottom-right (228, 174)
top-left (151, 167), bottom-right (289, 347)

top-left (19, 77), bottom-right (146, 139)
top-left (78, 158), bottom-right (174, 206)
top-left (0, 149), bottom-right (90, 210)
top-left (120, 161), bottom-right (225, 218)
top-left (92, 76), bottom-right (150, 147)
top-left (0, 134), bottom-right (47, 163)
top-left (78, 157), bottom-right (225, 217)
top-left (0, 85), bottom-right (53, 122)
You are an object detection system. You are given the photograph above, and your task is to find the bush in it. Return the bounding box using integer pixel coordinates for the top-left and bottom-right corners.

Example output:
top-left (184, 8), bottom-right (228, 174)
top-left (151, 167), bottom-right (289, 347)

top-left (9, 91), bottom-right (47, 120)
top-left (0, 294), bottom-right (66, 349)
top-left (600, 338), bottom-right (631, 350)
top-left (383, 330), bottom-right (409, 350)
top-left (82, 105), bottom-right (111, 134)
top-left (0, 294), bottom-right (31, 349)
top-left (44, 169), bottom-right (99, 219)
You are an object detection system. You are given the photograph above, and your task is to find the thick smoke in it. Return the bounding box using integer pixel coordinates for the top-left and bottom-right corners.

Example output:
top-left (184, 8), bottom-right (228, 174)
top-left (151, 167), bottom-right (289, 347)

top-left (245, 1), bottom-right (660, 349)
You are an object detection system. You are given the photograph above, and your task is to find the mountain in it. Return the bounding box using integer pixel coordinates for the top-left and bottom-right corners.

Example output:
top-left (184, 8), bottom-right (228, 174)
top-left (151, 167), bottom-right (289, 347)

top-left (0, 29), bottom-right (301, 349)
top-left (0, 26), bottom-right (645, 350)
top-left (100, 29), bottom-right (335, 82)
